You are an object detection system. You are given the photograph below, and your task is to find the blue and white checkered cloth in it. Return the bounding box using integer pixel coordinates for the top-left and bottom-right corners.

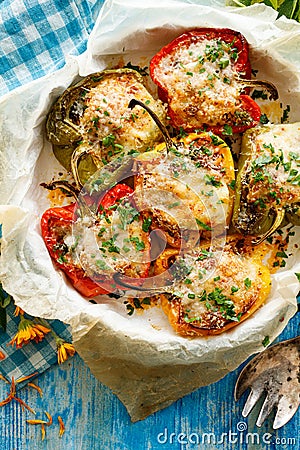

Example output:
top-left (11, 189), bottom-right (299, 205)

top-left (0, 0), bottom-right (104, 386)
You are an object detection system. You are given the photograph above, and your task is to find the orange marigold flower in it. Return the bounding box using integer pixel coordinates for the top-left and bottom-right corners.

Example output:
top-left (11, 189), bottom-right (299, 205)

top-left (0, 350), bottom-right (6, 361)
top-left (57, 341), bottom-right (76, 365)
top-left (9, 316), bottom-right (50, 349)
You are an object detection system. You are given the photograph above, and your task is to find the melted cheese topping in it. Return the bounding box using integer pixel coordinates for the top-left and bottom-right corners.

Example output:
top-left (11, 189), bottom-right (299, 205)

top-left (166, 241), bottom-right (271, 330)
top-left (152, 39), bottom-right (245, 128)
top-left (134, 141), bottom-right (233, 241)
top-left (79, 72), bottom-right (166, 162)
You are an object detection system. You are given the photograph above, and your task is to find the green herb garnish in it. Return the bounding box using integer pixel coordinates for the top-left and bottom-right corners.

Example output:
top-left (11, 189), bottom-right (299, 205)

top-left (244, 278), bottom-right (252, 289)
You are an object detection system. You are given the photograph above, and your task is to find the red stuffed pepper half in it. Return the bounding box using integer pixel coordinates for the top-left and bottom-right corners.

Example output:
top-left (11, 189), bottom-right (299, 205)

top-left (41, 184), bottom-right (151, 298)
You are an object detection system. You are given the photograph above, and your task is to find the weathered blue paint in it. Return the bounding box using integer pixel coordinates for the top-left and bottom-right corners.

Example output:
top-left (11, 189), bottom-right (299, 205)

top-left (0, 312), bottom-right (299, 450)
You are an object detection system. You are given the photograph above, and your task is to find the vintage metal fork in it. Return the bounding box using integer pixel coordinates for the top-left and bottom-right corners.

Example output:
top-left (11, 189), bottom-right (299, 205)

top-left (234, 335), bottom-right (300, 429)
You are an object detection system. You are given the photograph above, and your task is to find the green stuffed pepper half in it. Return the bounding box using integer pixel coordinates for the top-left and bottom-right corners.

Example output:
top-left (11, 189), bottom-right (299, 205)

top-left (46, 68), bottom-right (166, 188)
top-left (232, 122), bottom-right (300, 243)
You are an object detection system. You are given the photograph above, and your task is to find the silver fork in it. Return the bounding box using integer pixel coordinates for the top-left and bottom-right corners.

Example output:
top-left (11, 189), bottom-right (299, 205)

top-left (234, 335), bottom-right (300, 429)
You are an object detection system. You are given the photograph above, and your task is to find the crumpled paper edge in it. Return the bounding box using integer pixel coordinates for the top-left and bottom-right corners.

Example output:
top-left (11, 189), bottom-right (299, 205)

top-left (0, 0), bottom-right (300, 420)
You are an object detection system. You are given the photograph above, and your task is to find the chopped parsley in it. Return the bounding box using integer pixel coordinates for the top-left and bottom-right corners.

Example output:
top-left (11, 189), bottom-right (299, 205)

top-left (101, 236), bottom-right (120, 254)
top-left (129, 236), bottom-right (145, 252)
top-left (196, 218), bottom-right (212, 231)
top-left (276, 251), bottom-right (288, 258)
top-left (289, 151), bottom-right (300, 162)
top-left (228, 179), bottom-right (236, 190)
top-left (183, 314), bottom-right (202, 324)
top-left (196, 249), bottom-right (213, 261)
top-left (262, 336), bottom-right (270, 347)
top-left (218, 57), bottom-right (229, 69)
top-left (142, 216), bottom-right (152, 232)
top-left (96, 259), bottom-right (109, 270)
top-left (254, 198), bottom-right (267, 209)
top-left (57, 255), bottom-right (67, 264)
top-left (206, 287), bottom-right (239, 321)
top-left (118, 203), bottom-right (139, 230)
top-left (260, 114), bottom-right (269, 125)
top-left (222, 124), bottom-right (233, 136)
top-left (97, 227), bottom-right (106, 238)
top-left (204, 174), bottom-right (222, 188)
top-left (170, 258), bottom-right (193, 280)
top-left (231, 286), bottom-right (239, 294)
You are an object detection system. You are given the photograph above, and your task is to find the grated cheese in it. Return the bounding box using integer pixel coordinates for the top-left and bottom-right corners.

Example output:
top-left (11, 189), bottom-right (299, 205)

top-left (79, 71), bottom-right (166, 163)
top-left (152, 39), bottom-right (246, 128)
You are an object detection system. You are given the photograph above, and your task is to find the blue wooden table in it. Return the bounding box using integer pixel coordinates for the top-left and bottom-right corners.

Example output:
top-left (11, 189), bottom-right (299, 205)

top-left (0, 310), bottom-right (299, 450)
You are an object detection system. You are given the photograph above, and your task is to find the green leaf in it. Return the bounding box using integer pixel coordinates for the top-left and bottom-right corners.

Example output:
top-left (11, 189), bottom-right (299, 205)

top-left (278, 0), bottom-right (298, 18)
top-left (265, 0), bottom-right (278, 10)
top-left (0, 286), bottom-right (12, 309)
top-left (0, 286), bottom-right (12, 332)
top-left (225, 0), bottom-right (251, 7)
top-left (293, 0), bottom-right (300, 20)
top-left (227, 0), bottom-right (300, 22)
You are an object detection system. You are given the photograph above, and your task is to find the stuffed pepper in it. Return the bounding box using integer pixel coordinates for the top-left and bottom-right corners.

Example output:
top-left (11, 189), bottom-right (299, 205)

top-left (154, 236), bottom-right (271, 337)
top-left (232, 122), bottom-right (300, 242)
top-left (46, 68), bottom-right (166, 187)
top-left (150, 28), bottom-right (277, 135)
top-left (41, 183), bottom-right (150, 298)
top-left (129, 99), bottom-right (235, 247)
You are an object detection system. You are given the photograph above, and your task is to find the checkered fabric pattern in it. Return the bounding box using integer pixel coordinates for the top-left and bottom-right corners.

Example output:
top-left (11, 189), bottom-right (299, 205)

top-left (0, 0), bottom-right (104, 386)
top-left (0, 0), bottom-right (104, 95)
top-left (0, 299), bottom-right (72, 389)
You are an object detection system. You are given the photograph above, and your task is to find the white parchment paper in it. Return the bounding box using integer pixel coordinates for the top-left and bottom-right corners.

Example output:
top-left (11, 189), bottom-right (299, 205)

top-left (0, 0), bottom-right (300, 421)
